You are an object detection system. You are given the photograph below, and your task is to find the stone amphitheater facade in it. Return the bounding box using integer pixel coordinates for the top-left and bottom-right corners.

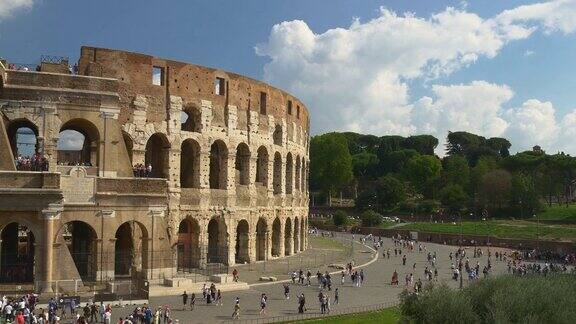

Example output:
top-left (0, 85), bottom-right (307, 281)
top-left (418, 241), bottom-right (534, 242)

top-left (0, 47), bottom-right (309, 294)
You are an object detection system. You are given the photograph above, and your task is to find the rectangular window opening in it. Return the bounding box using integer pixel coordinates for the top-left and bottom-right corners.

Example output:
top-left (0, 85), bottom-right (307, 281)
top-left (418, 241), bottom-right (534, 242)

top-left (215, 77), bottom-right (225, 95)
top-left (152, 66), bottom-right (164, 86)
top-left (297, 105), bottom-right (300, 119)
top-left (260, 92), bottom-right (267, 115)
top-left (287, 100), bottom-right (292, 115)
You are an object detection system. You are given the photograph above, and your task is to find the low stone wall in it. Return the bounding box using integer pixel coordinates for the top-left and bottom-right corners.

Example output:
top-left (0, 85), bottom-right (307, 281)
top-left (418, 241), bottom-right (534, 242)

top-left (96, 177), bottom-right (167, 195)
top-left (0, 171), bottom-right (60, 189)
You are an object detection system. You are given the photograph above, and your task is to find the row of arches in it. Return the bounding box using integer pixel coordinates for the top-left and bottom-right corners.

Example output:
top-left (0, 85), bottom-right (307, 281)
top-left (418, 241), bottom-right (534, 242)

top-left (177, 136), bottom-right (308, 192)
top-left (0, 220), bottom-right (148, 283)
top-left (177, 216), bottom-right (306, 271)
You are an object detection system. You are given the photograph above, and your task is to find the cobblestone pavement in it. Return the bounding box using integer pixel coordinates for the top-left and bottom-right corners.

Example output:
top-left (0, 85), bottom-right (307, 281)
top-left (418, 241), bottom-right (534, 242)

top-left (109, 233), bottom-right (511, 323)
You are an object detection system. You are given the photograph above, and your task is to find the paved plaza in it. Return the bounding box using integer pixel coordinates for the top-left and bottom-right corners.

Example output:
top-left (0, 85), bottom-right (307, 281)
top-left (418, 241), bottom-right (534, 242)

top-left (105, 233), bottom-right (511, 323)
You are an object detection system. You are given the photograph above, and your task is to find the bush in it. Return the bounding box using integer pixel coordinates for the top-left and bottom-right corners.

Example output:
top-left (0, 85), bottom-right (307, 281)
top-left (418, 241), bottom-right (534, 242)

top-left (360, 210), bottom-right (382, 227)
top-left (400, 274), bottom-right (576, 323)
top-left (332, 210), bottom-right (348, 226)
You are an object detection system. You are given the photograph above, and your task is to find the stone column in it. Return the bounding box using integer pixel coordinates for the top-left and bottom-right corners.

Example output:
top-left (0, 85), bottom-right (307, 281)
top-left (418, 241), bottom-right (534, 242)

top-left (248, 228), bottom-right (257, 262)
top-left (278, 218), bottom-right (285, 258)
top-left (265, 230), bottom-right (272, 260)
top-left (198, 225), bottom-right (208, 269)
top-left (40, 204), bottom-right (62, 294)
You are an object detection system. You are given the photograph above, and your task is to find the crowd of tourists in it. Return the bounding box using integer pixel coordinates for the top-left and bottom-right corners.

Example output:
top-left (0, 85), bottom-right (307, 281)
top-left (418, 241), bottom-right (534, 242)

top-left (15, 154), bottom-right (48, 171)
top-left (132, 164), bottom-right (153, 178)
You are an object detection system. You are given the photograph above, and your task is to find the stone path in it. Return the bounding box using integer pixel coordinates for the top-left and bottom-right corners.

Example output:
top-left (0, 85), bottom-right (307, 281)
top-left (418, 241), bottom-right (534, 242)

top-left (106, 233), bottom-right (510, 323)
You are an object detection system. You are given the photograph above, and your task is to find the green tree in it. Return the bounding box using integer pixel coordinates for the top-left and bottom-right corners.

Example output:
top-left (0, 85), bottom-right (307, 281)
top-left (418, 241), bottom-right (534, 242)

top-left (479, 169), bottom-right (512, 213)
top-left (405, 135), bottom-right (439, 155)
top-left (375, 175), bottom-right (406, 209)
top-left (443, 155), bottom-right (470, 190)
top-left (332, 210), bottom-right (348, 226)
top-left (360, 210), bottom-right (382, 227)
top-left (510, 173), bottom-right (540, 217)
top-left (404, 155), bottom-right (442, 198)
top-left (439, 184), bottom-right (469, 213)
top-left (310, 133), bottom-right (353, 194)
top-left (380, 149), bottom-right (420, 175)
top-left (352, 151), bottom-right (379, 179)
top-left (355, 189), bottom-right (377, 211)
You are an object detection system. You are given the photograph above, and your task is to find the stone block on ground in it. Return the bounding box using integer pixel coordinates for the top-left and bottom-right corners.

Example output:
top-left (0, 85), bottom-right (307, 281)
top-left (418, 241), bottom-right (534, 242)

top-left (328, 263), bottom-right (345, 269)
top-left (259, 276), bottom-right (277, 282)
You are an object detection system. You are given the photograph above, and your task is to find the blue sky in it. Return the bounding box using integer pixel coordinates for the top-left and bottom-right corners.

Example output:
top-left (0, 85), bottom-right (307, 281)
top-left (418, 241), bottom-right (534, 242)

top-left (2, 0), bottom-right (576, 155)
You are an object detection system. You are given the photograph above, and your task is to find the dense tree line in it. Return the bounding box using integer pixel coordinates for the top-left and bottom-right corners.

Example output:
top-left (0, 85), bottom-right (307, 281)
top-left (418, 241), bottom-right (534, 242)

top-left (310, 130), bottom-right (576, 219)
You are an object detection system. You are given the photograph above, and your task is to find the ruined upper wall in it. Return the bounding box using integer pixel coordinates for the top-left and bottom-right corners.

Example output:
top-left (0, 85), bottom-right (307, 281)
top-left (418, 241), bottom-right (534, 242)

top-left (77, 46), bottom-right (310, 130)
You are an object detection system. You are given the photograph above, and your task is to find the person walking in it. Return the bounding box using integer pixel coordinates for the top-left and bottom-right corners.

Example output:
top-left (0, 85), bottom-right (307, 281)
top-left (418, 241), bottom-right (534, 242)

top-left (232, 298), bottom-right (240, 319)
top-left (190, 293), bottom-right (196, 311)
top-left (334, 288), bottom-right (339, 305)
top-left (298, 294), bottom-right (306, 314)
top-left (181, 291), bottom-right (188, 310)
top-left (259, 293), bottom-right (268, 315)
top-left (283, 283), bottom-right (290, 300)
top-left (217, 290), bottom-right (223, 306)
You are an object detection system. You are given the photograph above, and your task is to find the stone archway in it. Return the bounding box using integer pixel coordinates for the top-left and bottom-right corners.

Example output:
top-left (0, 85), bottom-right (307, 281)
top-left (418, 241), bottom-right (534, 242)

top-left (256, 218), bottom-right (267, 261)
top-left (273, 152), bottom-right (282, 194)
top-left (145, 133), bottom-right (170, 178)
top-left (235, 143), bottom-right (250, 186)
top-left (57, 221), bottom-right (97, 281)
top-left (235, 220), bottom-right (249, 264)
top-left (180, 139), bottom-right (201, 188)
top-left (177, 218), bottom-right (200, 270)
top-left (285, 153), bottom-right (293, 194)
top-left (256, 146), bottom-right (269, 187)
top-left (284, 218), bottom-right (292, 256)
top-left (209, 140), bottom-right (228, 189)
top-left (207, 217), bottom-right (228, 264)
top-left (0, 223), bottom-right (35, 283)
top-left (7, 118), bottom-right (39, 160)
top-left (114, 221), bottom-right (148, 278)
top-left (294, 217), bottom-right (300, 253)
top-left (271, 217), bottom-right (281, 257)
top-left (58, 118), bottom-right (100, 167)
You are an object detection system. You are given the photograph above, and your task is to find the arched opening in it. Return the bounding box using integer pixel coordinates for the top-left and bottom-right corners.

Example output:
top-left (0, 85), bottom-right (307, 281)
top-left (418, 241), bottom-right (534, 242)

top-left (300, 218), bottom-right (306, 251)
top-left (273, 152), bottom-right (282, 195)
top-left (256, 218), bottom-right (267, 261)
top-left (209, 140), bottom-right (228, 189)
top-left (177, 218), bottom-right (200, 270)
top-left (59, 221), bottom-right (97, 281)
top-left (302, 159), bottom-right (307, 193)
top-left (180, 139), bottom-right (201, 188)
top-left (294, 217), bottom-right (300, 253)
top-left (58, 118), bottom-right (100, 167)
top-left (285, 153), bottom-right (293, 194)
top-left (0, 223), bottom-right (35, 283)
top-left (122, 131), bottom-right (134, 165)
top-left (181, 106), bottom-right (201, 133)
top-left (284, 218), bottom-right (292, 256)
top-left (271, 217), bottom-right (281, 257)
top-left (273, 124), bottom-right (283, 146)
top-left (207, 218), bottom-right (228, 264)
top-left (145, 133), bottom-right (170, 178)
top-left (114, 222), bottom-right (148, 278)
top-left (235, 143), bottom-right (250, 186)
top-left (295, 156), bottom-right (301, 192)
top-left (256, 146), bottom-right (269, 187)
top-left (235, 220), bottom-right (249, 264)
top-left (7, 119), bottom-right (40, 169)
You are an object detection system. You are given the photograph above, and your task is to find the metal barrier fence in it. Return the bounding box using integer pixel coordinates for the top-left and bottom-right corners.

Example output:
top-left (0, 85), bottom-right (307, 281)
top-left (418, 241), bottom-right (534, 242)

top-left (222, 301), bottom-right (398, 324)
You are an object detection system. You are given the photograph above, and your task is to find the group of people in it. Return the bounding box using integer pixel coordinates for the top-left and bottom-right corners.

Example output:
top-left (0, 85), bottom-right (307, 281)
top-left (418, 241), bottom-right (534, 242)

top-left (132, 164), bottom-right (153, 177)
top-left (15, 154), bottom-right (48, 171)
top-left (1, 294), bottom-right (38, 323)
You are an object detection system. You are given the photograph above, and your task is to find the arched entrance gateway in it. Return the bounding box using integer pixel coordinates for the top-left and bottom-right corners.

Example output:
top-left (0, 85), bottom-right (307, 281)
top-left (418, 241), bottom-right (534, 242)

top-left (272, 217), bottom-right (281, 257)
top-left (145, 133), bottom-right (170, 178)
top-left (0, 223), bottom-right (35, 283)
top-left (209, 140), bottom-right (228, 189)
top-left (256, 218), bottom-right (267, 261)
top-left (57, 118), bottom-right (100, 168)
top-left (177, 218), bottom-right (200, 270)
top-left (58, 221), bottom-right (97, 281)
top-left (294, 217), bottom-right (300, 253)
top-left (114, 222), bottom-right (148, 278)
top-left (284, 218), bottom-right (292, 256)
top-left (207, 218), bottom-right (227, 264)
top-left (235, 220), bottom-right (249, 264)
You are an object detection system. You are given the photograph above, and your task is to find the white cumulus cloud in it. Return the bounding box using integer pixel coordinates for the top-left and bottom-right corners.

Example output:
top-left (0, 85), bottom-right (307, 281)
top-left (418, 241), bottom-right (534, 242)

top-left (256, 1), bottom-right (576, 154)
top-left (0, 0), bottom-right (34, 19)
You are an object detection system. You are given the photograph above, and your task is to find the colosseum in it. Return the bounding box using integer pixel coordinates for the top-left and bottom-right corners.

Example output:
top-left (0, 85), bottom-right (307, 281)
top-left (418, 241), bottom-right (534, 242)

top-left (0, 47), bottom-right (310, 295)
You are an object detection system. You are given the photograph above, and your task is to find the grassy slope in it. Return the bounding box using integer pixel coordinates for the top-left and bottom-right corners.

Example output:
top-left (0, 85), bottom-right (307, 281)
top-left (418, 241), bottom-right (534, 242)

top-left (296, 307), bottom-right (400, 324)
top-left (537, 204), bottom-right (576, 221)
top-left (399, 220), bottom-right (576, 241)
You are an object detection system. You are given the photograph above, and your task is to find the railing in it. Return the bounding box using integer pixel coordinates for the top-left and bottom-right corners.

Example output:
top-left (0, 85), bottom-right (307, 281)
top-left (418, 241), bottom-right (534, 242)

top-left (223, 301), bottom-right (398, 324)
top-left (0, 171), bottom-right (60, 189)
top-left (40, 55), bottom-right (69, 64)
